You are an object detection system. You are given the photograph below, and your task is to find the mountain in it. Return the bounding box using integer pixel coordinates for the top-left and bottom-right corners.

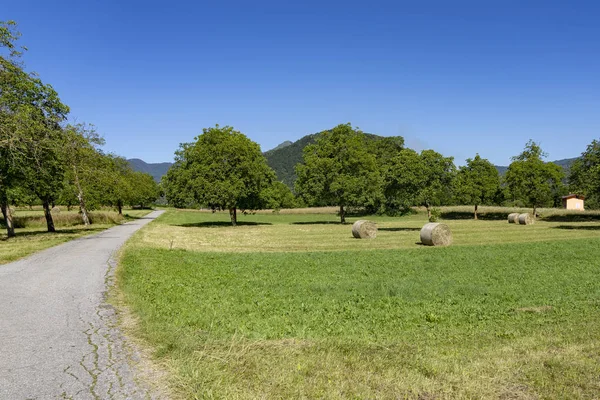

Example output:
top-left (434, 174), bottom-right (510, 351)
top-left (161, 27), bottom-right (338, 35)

top-left (264, 134), bottom-right (320, 189)
top-left (267, 140), bottom-right (293, 152)
top-left (494, 157), bottom-right (578, 176)
top-left (128, 159), bottom-right (173, 182)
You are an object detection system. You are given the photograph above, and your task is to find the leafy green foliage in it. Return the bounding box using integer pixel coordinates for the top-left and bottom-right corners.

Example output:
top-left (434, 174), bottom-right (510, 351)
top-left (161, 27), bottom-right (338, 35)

top-left (380, 148), bottom-right (424, 214)
top-left (163, 125), bottom-right (276, 224)
top-left (569, 139), bottom-right (600, 208)
top-left (505, 140), bottom-right (565, 213)
top-left (128, 171), bottom-right (161, 208)
top-left (295, 124), bottom-right (382, 222)
top-left (454, 154), bottom-right (500, 219)
top-left (261, 180), bottom-right (297, 211)
top-left (418, 150), bottom-right (456, 210)
top-left (381, 149), bottom-right (455, 217)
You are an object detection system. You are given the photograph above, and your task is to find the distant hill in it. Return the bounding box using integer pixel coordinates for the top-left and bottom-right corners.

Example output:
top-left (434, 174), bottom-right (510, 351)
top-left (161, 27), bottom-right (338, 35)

top-left (128, 158), bottom-right (173, 182)
top-left (494, 157), bottom-right (578, 176)
top-left (267, 140), bottom-right (293, 152)
top-left (264, 134), bottom-right (320, 189)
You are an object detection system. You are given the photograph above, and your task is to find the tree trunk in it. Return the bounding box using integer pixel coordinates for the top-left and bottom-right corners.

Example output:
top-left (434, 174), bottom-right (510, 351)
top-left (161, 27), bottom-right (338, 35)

top-left (43, 200), bottom-right (56, 232)
top-left (339, 205), bottom-right (345, 224)
top-left (117, 199), bottom-right (123, 215)
top-left (426, 203), bottom-right (431, 220)
top-left (229, 207), bottom-right (237, 226)
top-left (533, 205), bottom-right (537, 218)
top-left (1, 201), bottom-right (16, 238)
top-left (74, 169), bottom-right (90, 226)
top-left (474, 204), bottom-right (478, 220)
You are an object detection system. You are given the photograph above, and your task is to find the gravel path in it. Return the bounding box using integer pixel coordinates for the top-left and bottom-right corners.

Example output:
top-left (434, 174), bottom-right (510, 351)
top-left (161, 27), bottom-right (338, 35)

top-left (0, 210), bottom-right (165, 399)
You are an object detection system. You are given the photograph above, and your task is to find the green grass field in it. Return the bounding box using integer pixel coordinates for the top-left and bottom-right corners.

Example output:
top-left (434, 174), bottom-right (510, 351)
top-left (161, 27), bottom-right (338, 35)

top-left (118, 208), bottom-right (600, 399)
top-left (0, 208), bottom-right (152, 264)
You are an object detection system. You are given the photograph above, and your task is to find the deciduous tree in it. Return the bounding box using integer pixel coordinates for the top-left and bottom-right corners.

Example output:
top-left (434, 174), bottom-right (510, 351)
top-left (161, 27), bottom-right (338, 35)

top-left (63, 123), bottom-right (105, 225)
top-left (569, 139), bottom-right (600, 208)
top-left (505, 140), bottom-right (564, 215)
top-left (295, 123), bottom-right (382, 223)
top-left (417, 150), bottom-right (456, 219)
top-left (164, 125), bottom-right (276, 225)
top-left (454, 154), bottom-right (500, 219)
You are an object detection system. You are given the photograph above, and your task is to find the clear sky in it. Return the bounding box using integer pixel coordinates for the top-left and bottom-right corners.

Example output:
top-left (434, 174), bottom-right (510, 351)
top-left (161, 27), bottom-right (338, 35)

top-left (3, 0), bottom-right (600, 165)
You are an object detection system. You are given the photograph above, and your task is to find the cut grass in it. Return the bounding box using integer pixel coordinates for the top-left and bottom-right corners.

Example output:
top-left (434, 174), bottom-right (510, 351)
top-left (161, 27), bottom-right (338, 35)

top-left (118, 209), bottom-right (600, 399)
top-left (134, 207), bottom-right (600, 253)
top-left (0, 209), bottom-right (152, 265)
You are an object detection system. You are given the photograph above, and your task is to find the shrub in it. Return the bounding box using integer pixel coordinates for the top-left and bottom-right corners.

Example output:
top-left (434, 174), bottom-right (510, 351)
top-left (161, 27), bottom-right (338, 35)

top-left (429, 207), bottom-right (441, 222)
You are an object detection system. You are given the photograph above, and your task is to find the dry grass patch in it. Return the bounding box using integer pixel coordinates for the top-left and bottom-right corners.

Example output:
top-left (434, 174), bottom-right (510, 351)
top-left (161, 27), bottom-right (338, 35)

top-left (0, 208), bottom-right (153, 264)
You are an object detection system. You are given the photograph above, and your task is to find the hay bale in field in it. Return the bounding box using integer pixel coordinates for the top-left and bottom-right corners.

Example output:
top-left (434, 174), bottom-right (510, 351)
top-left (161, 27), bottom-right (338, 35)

top-left (352, 220), bottom-right (377, 239)
top-left (51, 206), bottom-right (61, 214)
top-left (507, 213), bottom-right (519, 223)
top-left (420, 223), bottom-right (452, 246)
top-left (518, 213), bottom-right (534, 225)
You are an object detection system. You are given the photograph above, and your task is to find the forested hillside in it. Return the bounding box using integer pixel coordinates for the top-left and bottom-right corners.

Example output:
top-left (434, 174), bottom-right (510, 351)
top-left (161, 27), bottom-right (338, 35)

top-left (264, 134), bottom-right (320, 189)
top-left (128, 159), bottom-right (173, 182)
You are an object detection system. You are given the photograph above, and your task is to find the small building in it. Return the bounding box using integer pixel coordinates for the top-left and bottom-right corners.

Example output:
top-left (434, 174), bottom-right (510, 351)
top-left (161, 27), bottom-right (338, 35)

top-left (562, 194), bottom-right (585, 210)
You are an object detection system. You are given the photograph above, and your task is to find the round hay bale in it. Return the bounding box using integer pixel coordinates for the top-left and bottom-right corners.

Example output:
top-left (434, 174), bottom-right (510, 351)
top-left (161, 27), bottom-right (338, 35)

top-left (352, 220), bottom-right (377, 239)
top-left (507, 213), bottom-right (519, 223)
top-left (51, 206), bottom-right (61, 214)
top-left (420, 223), bottom-right (452, 246)
top-left (518, 213), bottom-right (534, 225)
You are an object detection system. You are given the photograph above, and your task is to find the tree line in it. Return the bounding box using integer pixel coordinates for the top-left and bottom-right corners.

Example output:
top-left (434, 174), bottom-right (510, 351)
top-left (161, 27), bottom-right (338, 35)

top-left (164, 123), bottom-right (600, 225)
top-left (1, 21), bottom-right (159, 238)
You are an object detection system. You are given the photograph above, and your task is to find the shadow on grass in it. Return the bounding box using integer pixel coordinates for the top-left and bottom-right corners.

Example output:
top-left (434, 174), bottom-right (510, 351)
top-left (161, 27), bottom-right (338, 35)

top-left (441, 211), bottom-right (508, 220)
top-left (553, 225), bottom-right (600, 231)
top-left (379, 227), bottom-right (421, 232)
top-left (291, 221), bottom-right (346, 225)
top-left (542, 214), bottom-right (600, 222)
top-left (175, 221), bottom-right (272, 228)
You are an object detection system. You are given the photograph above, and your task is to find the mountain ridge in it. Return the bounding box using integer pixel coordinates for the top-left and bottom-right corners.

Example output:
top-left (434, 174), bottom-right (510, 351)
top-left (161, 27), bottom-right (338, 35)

top-left (128, 136), bottom-right (579, 186)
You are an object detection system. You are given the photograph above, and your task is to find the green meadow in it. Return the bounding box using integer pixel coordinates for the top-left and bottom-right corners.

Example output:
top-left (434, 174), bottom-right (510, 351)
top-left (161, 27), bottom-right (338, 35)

top-left (118, 208), bottom-right (600, 399)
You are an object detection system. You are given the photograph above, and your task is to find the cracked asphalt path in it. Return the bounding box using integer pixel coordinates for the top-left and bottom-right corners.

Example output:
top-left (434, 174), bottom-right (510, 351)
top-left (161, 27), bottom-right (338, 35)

top-left (0, 210), bottom-right (165, 399)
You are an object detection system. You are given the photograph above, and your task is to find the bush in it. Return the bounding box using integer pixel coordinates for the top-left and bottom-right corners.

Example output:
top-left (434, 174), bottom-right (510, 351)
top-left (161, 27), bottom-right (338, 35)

top-left (429, 207), bottom-right (441, 222)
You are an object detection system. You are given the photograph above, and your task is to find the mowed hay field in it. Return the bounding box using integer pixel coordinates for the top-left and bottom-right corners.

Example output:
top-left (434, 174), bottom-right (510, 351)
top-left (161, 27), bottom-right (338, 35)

top-left (0, 208), bottom-right (152, 264)
top-left (118, 208), bottom-right (600, 399)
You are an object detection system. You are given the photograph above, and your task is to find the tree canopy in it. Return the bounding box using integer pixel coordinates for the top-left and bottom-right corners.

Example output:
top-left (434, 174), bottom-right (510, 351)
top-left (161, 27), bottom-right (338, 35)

top-left (163, 125), bottom-right (276, 225)
top-left (569, 139), bottom-right (600, 208)
top-left (505, 140), bottom-right (564, 215)
top-left (295, 123), bottom-right (382, 223)
top-left (454, 154), bottom-right (500, 219)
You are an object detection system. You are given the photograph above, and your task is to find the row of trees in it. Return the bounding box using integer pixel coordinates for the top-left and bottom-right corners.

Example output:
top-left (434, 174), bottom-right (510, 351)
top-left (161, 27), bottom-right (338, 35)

top-left (296, 124), bottom-right (567, 222)
top-left (163, 122), bottom-right (594, 226)
top-left (1, 21), bottom-right (159, 237)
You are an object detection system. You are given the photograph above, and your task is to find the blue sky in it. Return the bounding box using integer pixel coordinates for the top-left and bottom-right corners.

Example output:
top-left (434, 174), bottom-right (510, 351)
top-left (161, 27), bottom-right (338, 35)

top-left (3, 1), bottom-right (600, 165)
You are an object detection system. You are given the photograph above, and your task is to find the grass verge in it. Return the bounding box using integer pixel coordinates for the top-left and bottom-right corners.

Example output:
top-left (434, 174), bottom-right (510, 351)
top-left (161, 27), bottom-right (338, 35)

top-left (0, 209), bottom-right (152, 265)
